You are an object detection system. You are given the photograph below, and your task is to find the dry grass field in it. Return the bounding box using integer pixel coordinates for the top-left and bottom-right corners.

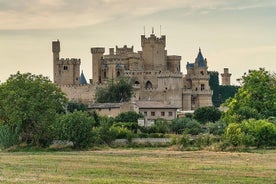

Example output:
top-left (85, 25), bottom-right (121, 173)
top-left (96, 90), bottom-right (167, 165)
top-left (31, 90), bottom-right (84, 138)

top-left (0, 148), bottom-right (275, 183)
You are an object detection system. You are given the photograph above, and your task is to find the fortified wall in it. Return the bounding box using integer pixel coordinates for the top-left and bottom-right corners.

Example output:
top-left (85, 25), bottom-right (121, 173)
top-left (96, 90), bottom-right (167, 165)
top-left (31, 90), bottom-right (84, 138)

top-left (51, 32), bottom-right (224, 111)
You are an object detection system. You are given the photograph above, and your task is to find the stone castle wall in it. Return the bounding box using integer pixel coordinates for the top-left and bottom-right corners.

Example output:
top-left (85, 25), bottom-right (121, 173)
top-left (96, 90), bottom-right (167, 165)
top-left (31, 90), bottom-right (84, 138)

top-left (60, 84), bottom-right (96, 104)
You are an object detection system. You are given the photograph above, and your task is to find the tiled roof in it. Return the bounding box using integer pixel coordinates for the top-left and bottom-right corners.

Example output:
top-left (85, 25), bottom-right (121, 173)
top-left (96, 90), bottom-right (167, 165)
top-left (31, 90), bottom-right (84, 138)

top-left (88, 103), bottom-right (121, 109)
top-left (79, 71), bottom-right (87, 85)
top-left (196, 48), bottom-right (206, 67)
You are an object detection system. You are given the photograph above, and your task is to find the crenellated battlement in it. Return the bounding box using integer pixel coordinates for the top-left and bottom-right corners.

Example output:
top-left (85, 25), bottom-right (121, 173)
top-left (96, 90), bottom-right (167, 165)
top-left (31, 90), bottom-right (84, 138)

top-left (57, 58), bottom-right (81, 65)
top-left (116, 45), bottom-right (134, 55)
top-left (141, 34), bottom-right (166, 46)
top-left (91, 47), bottom-right (105, 54)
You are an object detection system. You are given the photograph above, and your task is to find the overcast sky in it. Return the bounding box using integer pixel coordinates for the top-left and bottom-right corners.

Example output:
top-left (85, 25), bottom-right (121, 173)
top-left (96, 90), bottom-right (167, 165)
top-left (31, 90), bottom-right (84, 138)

top-left (1, 0), bottom-right (276, 85)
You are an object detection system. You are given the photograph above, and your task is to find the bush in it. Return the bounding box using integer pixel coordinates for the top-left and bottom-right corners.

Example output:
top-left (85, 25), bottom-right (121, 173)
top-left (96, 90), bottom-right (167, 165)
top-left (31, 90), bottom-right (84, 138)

top-left (148, 119), bottom-right (170, 134)
top-left (224, 119), bottom-right (276, 147)
top-left (0, 124), bottom-right (19, 149)
top-left (54, 111), bottom-right (95, 149)
top-left (109, 126), bottom-right (135, 140)
top-left (194, 106), bottom-right (222, 124)
top-left (170, 118), bottom-right (201, 135)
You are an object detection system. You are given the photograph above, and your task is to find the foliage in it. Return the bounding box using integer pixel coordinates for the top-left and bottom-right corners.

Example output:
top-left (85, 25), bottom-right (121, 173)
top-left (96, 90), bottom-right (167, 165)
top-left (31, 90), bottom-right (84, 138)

top-left (224, 119), bottom-right (276, 147)
top-left (95, 77), bottom-right (134, 103)
top-left (67, 101), bottom-right (87, 113)
top-left (113, 122), bottom-right (138, 133)
top-left (0, 123), bottom-right (19, 149)
top-left (208, 71), bottom-right (220, 106)
top-left (115, 111), bottom-right (143, 123)
top-left (109, 126), bottom-right (135, 140)
top-left (205, 120), bottom-right (227, 135)
top-left (218, 85), bottom-right (239, 104)
top-left (170, 118), bottom-right (201, 135)
top-left (208, 71), bottom-right (239, 107)
top-left (224, 68), bottom-right (276, 123)
top-left (54, 111), bottom-right (95, 149)
top-left (0, 72), bottom-right (67, 147)
top-left (91, 116), bottom-right (116, 145)
top-left (194, 106), bottom-right (222, 124)
top-left (148, 118), bottom-right (170, 134)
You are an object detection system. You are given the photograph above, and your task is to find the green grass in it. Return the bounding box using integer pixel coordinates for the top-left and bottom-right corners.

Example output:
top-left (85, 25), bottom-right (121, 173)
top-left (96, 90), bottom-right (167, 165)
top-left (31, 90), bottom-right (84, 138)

top-left (0, 148), bottom-right (275, 183)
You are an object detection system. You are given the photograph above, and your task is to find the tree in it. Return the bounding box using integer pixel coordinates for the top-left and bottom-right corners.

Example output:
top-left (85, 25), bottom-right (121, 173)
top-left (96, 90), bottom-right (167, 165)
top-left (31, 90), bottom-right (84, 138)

top-left (115, 111), bottom-right (143, 123)
top-left (67, 101), bottom-right (87, 113)
top-left (54, 111), bottom-right (95, 149)
top-left (224, 68), bottom-right (276, 123)
top-left (95, 77), bottom-right (133, 103)
top-left (194, 106), bottom-right (222, 124)
top-left (170, 117), bottom-right (201, 135)
top-left (208, 71), bottom-right (220, 107)
top-left (0, 72), bottom-right (67, 147)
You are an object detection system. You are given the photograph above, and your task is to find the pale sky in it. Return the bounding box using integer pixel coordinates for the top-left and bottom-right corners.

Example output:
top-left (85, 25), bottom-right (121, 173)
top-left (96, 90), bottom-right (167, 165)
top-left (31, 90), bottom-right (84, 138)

top-left (1, 0), bottom-right (276, 85)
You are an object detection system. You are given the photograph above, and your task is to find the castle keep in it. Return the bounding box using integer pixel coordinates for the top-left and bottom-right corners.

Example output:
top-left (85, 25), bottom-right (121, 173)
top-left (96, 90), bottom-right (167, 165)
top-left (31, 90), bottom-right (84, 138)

top-left (52, 32), bottom-right (214, 112)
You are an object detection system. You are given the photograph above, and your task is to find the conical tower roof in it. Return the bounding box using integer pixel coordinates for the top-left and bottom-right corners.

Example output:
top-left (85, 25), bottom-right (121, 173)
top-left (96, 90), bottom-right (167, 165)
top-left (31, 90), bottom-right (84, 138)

top-left (79, 70), bottom-right (87, 85)
top-left (196, 48), bottom-right (206, 67)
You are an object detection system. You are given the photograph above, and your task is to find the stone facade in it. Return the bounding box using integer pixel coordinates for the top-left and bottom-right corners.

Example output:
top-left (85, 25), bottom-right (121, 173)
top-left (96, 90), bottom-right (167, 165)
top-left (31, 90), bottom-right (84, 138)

top-left (52, 32), bottom-right (216, 111)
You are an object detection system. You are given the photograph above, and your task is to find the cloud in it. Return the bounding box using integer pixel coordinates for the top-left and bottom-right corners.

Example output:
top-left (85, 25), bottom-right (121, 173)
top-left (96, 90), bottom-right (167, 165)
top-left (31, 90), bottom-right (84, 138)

top-left (0, 0), bottom-right (223, 30)
top-left (0, 0), bottom-right (275, 30)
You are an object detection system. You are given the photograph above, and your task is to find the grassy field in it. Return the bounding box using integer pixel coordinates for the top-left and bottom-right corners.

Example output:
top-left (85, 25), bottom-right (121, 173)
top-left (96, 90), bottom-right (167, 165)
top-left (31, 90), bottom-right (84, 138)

top-left (0, 148), bottom-right (275, 183)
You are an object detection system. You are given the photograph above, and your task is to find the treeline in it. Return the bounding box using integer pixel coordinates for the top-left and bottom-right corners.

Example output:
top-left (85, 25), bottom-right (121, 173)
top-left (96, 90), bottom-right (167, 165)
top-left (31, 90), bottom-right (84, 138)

top-left (0, 69), bottom-right (276, 151)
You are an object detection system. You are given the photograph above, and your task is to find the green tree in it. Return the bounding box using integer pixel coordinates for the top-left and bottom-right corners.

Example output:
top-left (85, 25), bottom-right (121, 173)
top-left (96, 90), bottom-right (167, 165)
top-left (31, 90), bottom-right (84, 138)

top-left (54, 111), bottom-right (95, 149)
top-left (224, 68), bottom-right (276, 123)
top-left (208, 71), bottom-right (220, 106)
top-left (194, 106), bottom-right (222, 124)
top-left (170, 118), bottom-right (201, 135)
top-left (67, 101), bottom-right (87, 113)
top-left (0, 72), bottom-right (67, 147)
top-left (95, 77), bottom-right (133, 103)
top-left (115, 111), bottom-right (143, 123)
top-left (224, 119), bottom-right (276, 147)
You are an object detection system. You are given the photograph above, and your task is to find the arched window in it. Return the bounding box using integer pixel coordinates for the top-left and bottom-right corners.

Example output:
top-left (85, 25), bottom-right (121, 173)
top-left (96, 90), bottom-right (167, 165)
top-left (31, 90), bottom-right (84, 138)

top-left (145, 81), bottom-right (153, 89)
top-left (135, 81), bottom-right (140, 85)
top-left (117, 71), bottom-right (120, 77)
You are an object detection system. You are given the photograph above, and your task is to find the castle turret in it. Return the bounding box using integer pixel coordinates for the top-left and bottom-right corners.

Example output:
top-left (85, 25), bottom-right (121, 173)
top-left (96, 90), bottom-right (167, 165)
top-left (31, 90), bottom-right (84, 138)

top-left (141, 31), bottom-right (166, 71)
top-left (221, 68), bottom-right (231, 85)
top-left (91, 47), bottom-right (105, 84)
top-left (52, 40), bottom-right (60, 83)
top-left (184, 48), bottom-right (212, 110)
top-left (52, 40), bottom-right (81, 85)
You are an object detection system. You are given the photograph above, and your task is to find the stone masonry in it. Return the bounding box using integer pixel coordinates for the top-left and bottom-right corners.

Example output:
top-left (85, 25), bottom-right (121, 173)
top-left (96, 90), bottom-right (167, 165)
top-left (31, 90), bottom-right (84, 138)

top-left (52, 32), bottom-right (215, 110)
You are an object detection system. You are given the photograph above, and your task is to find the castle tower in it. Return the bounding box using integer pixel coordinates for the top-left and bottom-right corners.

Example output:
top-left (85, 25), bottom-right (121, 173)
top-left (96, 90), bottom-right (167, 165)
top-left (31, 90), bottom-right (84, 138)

top-left (221, 68), bottom-right (231, 85)
top-left (52, 40), bottom-right (60, 84)
top-left (91, 47), bottom-right (105, 84)
top-left (184, 48), bottom-right (212, 110)
top-left (141, 31), bottom-right (166, 71)
top-left (52, 40), bottom-right (81, 85)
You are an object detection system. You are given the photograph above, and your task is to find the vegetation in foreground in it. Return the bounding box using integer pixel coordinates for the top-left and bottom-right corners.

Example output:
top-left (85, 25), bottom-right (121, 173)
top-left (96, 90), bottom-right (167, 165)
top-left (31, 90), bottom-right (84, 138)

top-left (0, 149), bottom-right (275, 183)
top-left (0, 68), bottom-right (275, 150)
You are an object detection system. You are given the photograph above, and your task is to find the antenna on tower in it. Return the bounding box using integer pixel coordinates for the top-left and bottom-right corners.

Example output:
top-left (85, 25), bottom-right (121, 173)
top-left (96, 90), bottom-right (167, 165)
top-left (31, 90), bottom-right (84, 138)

top-left (143, 26), bottom-right (145, 35)
top-left (152, 27), bottom-right (154, 34)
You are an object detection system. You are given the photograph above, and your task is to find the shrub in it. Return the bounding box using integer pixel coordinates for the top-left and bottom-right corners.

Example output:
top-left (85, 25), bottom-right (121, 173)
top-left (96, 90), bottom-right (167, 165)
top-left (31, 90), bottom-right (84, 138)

top-left (0, 124), bottom-right (19, 149)
top-left (54, 111), bottom-right (95, 149)
top-left (194, 106), bottom-right (222, 124)
top-left (170, 118), bottom-right (201, 135)
top-left (148, 119), bottom-right (170, 134)
top-left (224, 119), bottom-right (276, 147)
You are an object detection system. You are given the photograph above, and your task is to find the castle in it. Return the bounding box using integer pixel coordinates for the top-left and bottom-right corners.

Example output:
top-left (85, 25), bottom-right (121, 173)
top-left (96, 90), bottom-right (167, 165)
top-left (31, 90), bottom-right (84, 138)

top-left (52, 32), bottom-right (232, 114)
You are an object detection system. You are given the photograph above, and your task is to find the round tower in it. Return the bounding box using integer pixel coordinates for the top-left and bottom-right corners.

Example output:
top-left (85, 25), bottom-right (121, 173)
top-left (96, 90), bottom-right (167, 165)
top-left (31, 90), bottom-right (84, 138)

top-left (221, 68), bottom-right (232, 86)
top-left (52, 40), bottom-right (60, 83)
top-left (91, 47), bottom-right (105, 84)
